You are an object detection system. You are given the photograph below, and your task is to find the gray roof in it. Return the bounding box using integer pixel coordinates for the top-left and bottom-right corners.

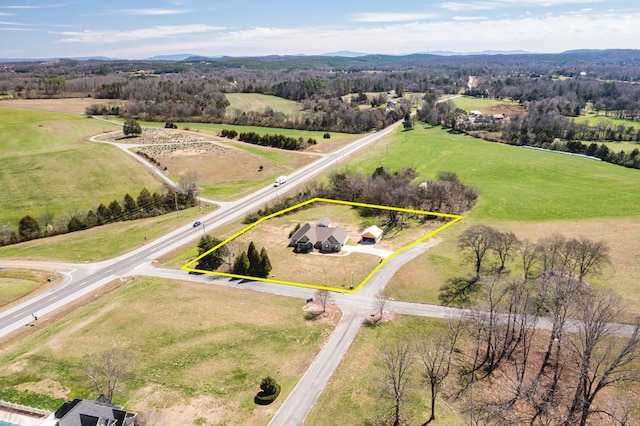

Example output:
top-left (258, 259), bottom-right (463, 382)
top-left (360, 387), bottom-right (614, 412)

top-left (54, 398), bottom-right (135, 426)
top-left (290, 220), bottom-right (348, 248)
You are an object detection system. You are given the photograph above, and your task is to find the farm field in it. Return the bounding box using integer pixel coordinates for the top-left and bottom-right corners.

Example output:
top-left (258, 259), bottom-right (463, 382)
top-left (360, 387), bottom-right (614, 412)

top-left (0, 98), bottom-right (121, 115)
top-left (350, 125), bottom-right (640, 222)
top-left (448, 96), bottom-right (522, 115)
top-left (225, 93), bottom-right (302, 115)
top-left (0, 276), bottom-right (335, 424)
top-left (574, 113), bottom-right (640, 130)
top-left (0, 108), bottom-right (160, 226)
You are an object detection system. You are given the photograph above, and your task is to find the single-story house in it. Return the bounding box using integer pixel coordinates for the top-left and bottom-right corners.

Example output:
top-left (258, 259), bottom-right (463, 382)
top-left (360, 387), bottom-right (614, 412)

top-left (360, 225), bottom-right (384, 244)
top-left (289, 218), bottom-right (349, 253)
top-left (40, 395), bottom-right (136, 426)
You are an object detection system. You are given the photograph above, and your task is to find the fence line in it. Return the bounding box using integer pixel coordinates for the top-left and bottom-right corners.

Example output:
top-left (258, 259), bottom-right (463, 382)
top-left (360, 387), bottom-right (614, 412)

top-left (0, 400), bottom-right (50, 417)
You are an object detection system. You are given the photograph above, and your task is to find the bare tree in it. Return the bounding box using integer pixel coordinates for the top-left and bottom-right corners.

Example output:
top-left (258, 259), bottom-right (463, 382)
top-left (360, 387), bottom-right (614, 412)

top-left (571, 237), bottom-right (610, 282)
top-left (375, 339), bottom-right (414, 426)
top-left (314, 289), bottom-right (332, 314)
top-left (519, 239), bottom-right (539, 281)
top-left (82, 348), bottom-right (135, 403)
top-left (415, 319), bottom-right (462, 425)
top-left (371, 290), bottom-right (388, 325)
top-left (537, 234), bottom-right (567, 277)
top-left (492, 230), bottom-right (520, 272)
top-left (564, 290), bottom-right (640, 426)
top-left (458, 225), bottom-right (497, 279)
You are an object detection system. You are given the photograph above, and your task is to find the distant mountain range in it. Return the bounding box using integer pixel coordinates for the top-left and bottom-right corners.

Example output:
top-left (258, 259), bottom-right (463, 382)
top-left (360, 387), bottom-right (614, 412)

top-left (0, 49), bottom-right (634, 63)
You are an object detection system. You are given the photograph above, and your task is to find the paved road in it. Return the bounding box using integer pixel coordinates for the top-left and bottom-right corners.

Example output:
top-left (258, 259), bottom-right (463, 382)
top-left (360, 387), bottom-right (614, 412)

top-left (0, 120), bottom-right (402, 340)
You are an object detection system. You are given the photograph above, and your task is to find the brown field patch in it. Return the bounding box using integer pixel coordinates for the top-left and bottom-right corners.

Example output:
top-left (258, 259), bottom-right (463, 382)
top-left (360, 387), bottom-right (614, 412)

top-left (387, 218), bottom-right (640, 313)
top-left (0, 98), bottom-right (124, 114)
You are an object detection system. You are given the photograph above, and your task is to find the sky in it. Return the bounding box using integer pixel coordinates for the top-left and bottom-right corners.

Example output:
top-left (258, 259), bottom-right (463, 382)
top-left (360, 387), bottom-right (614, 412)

top-left (0, 0), bottom-right (637, 59)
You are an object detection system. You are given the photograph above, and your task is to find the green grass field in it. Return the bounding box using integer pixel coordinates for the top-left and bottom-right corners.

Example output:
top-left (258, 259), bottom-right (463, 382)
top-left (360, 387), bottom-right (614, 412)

top-left (0, 269), bottom-right (53, 308)
top-left (0, 276), bottom-right (333, 423)
top-left (225, 93), bottom-right (302, 115)
top-left (449, 96), bottom-right (518, 112)
top-left (349, 125), bottom-right (640, 222)
top-left (0, 207), bottom-right (207, 262)
top-left (0, 108), bottom-right (162, 226)
top-left (574, 114), bottom-right (640, 130)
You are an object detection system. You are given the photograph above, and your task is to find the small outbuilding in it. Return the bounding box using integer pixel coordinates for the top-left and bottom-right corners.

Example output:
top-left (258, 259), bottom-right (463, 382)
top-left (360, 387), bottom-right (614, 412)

top-left (360, 225), bottom-right (384, 244)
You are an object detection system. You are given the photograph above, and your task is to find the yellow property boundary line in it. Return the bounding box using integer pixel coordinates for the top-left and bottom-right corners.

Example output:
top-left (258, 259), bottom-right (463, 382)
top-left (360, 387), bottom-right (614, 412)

top-left (181, 198), bottom-right (463, 293)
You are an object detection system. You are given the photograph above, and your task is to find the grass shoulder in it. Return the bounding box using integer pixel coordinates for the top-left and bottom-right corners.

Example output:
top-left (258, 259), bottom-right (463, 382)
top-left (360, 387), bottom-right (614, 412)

top-left (0, 276), bottom-right (335, 424)
top-left (0, 207), bottom-right (209, 263)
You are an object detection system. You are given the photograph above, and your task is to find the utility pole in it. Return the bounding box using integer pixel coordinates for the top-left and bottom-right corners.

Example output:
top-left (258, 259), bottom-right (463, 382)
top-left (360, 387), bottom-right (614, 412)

top-left (174, 190), bottom-right (179, 217)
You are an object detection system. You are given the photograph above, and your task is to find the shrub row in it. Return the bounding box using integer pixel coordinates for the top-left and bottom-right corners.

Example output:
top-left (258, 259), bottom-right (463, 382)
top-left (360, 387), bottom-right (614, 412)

top-left (220, 129), bottom-right (317, 151)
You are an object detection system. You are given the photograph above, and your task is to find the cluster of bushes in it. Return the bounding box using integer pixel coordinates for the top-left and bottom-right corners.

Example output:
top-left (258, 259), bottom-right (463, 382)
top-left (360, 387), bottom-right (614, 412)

top-left (254, 377), bottom-right (281, 405)
top-left (220, 129), bottom-right (238, 138)
top-left (0, 188), bottom-right (197, 247)
top-left (236, 131), bottom-right (317, 150)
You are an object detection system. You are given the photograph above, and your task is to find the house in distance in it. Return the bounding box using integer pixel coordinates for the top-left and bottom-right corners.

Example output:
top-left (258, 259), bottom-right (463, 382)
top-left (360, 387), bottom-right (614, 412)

top-left (289, 217), bottom-right (349, 253)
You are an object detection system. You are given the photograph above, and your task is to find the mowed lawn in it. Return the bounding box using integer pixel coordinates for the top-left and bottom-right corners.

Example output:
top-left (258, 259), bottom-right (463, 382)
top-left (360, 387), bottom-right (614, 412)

top-left (0, 108), bottom-right (161, 225)
top-left (574, 114), bottom-right (640, 130)
top-left (0, 276), bottom-right (333, 424)
top-left (0, 269), bottom-right (57, 309)
top-left (449, 96), bottom-right (520, 113)
top-left (352, 125), bottom-right (640, 222)
top-left (225, 93), bottom-right (302, 115)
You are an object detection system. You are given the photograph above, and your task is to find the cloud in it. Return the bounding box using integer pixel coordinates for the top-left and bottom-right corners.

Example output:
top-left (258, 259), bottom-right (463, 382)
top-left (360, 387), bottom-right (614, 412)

top-left (0, 4), bottom-right (66, 9)
top-left (112, 9), bottom-right (191, 16)
top-left (441, 0), bottom-right (604, 11)
top-left (452, 16), bottom-right (488, 21)
top-left (55, 24), bottom-right (223, 44)
top-left (351, 12), bottom-right (436, 22)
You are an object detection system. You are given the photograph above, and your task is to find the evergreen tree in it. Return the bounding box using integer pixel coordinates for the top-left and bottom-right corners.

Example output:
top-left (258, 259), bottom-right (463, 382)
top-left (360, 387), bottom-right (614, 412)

top-left (247, 241), bottom-right (262, 276)
top-left (67, 215), bottom-right (86, 232)
top-left (137, 187), bottom-right (153, 213)
top-left (233, 252), bottom-right (250, 275)
top-left (96, 203), bottom-right (110, 224)
top-left (86, 210), bottom-right (98, 228)
top-left (196, 235), bottom-right (228, 271)
top-left (123, 193), bottom-right (137, 219)
top-left (258, 247), bottom-right (272, 278)
top-left (18, 215), bottom-right (40, 241)
top-left (108, 200), bottom-right (122, 220)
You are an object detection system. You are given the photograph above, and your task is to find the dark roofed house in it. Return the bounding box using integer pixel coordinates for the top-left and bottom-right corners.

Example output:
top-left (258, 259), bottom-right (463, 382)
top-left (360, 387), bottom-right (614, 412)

top-left (40, 396), bottom-right (136, 426)
top-left (289, 218), bottom-right (349, 253)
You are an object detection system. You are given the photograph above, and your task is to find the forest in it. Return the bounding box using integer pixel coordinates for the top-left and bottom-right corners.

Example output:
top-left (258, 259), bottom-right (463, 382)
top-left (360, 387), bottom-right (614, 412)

top-left (2, 49), bottom-right (640, 156)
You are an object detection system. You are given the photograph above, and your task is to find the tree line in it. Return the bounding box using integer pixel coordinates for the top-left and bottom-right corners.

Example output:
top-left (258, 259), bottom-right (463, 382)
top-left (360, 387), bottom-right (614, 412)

top-left (372, 224), bottom-right (640, 425)
top-left (0, 187), bottom-right (197, 247)
top-left (219, 129), bottom-right (317, 150)
top-left (242, 168), bottom-right (478, 227)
